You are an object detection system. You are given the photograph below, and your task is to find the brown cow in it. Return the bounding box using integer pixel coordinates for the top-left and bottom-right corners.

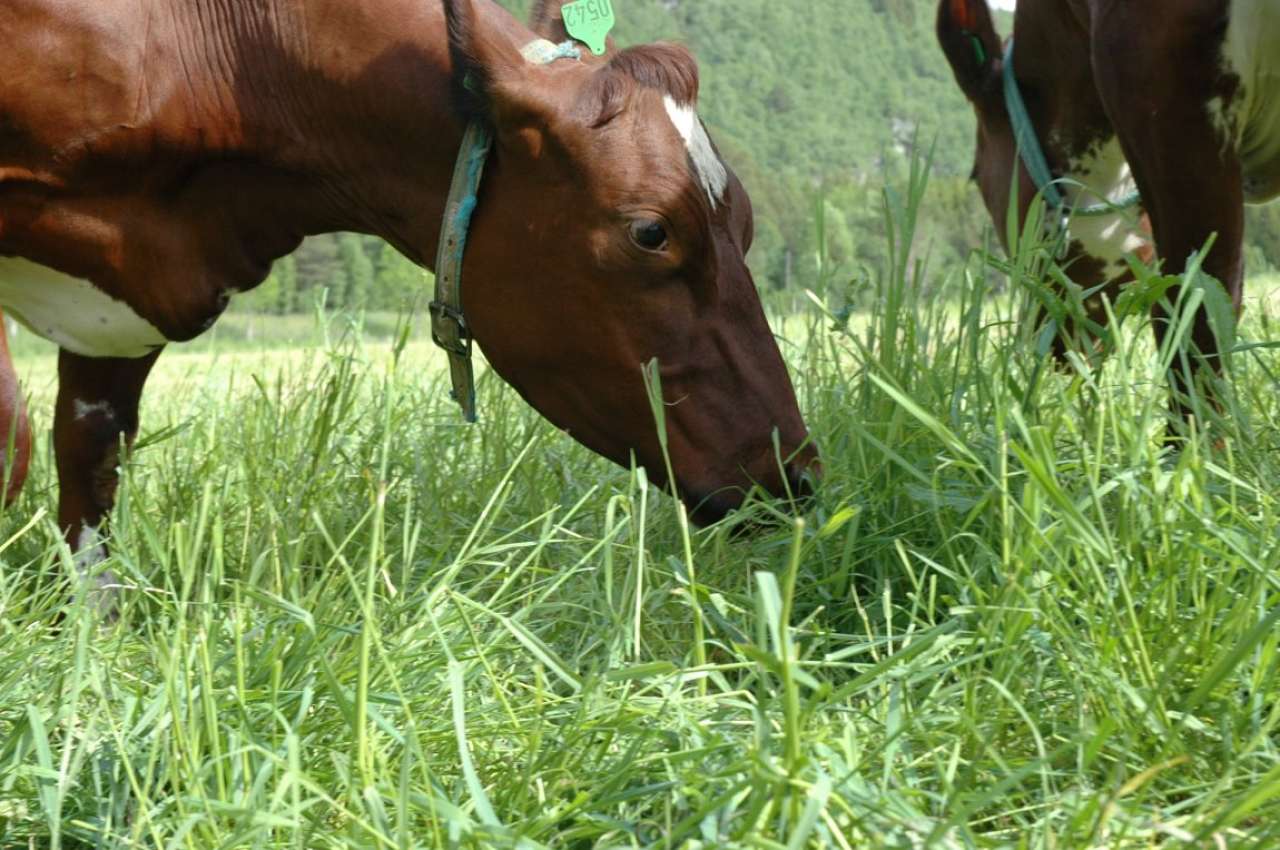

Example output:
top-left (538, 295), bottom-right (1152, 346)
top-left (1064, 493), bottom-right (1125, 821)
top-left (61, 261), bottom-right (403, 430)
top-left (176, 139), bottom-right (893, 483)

top-left (0, 0), bottom-right (817, 596)
top-left (938, 0), bottom-right (1280, 409)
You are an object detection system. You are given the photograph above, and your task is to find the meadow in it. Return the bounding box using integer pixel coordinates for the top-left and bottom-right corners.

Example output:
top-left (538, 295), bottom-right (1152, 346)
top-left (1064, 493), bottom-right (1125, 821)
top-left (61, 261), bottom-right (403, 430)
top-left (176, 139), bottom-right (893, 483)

top-left (1, 176), bottom-right (1280, 848)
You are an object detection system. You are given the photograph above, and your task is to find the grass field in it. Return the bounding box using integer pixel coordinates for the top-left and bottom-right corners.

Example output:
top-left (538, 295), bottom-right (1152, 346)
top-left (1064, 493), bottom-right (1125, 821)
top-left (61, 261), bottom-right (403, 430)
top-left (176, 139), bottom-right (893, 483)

top-left (2, 185), bottom-right (1280, 848)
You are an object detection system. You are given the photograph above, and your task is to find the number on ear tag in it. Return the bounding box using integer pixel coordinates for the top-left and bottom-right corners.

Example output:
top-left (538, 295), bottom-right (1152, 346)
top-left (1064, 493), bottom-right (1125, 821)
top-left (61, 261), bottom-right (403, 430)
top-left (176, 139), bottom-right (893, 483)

top-left (562, 0), bottom-right (615, 56)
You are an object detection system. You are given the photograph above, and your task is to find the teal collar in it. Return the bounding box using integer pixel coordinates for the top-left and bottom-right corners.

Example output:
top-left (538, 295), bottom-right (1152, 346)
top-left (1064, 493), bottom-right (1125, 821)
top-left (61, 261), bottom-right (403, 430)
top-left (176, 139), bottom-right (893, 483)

top-left (1002, 39), bottom-right (1141, 218)
top-left (430, 39), bottom-right (582, 423)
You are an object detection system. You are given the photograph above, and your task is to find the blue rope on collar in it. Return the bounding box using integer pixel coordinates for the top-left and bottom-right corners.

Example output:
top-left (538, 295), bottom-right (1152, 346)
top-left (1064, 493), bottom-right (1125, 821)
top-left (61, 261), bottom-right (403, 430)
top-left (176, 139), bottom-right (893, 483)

top-left (449, 41), bottom-right (581, 246)
top-left (1002, 39), bottom-right (1142, 218)
top-left (522, 39), bottom-right (582, 64)
top-left (444, 39), bottom-right (582, 283)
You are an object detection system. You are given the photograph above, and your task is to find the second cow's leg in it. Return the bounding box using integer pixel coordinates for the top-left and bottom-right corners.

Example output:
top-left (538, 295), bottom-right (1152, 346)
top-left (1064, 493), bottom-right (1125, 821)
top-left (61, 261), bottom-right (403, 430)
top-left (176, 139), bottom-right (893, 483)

top-left (54, 348), bottom-right (162, 608)
top-left (1091, 2), bottom-right (1243, 418)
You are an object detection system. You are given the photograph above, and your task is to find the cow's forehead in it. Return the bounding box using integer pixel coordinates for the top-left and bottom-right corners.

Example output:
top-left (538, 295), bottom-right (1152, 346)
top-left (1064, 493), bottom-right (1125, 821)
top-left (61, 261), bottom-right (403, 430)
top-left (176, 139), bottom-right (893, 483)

top-left (662, 96), bottom-right (728, 208)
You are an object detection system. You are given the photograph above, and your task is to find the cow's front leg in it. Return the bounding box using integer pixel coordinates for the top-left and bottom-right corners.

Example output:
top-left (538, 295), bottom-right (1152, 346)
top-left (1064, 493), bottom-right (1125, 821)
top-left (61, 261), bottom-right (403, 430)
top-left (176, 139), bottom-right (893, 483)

top-left (54, 348), bottom-right (161, 610)
top-left (1091, 3), bottom-right (1243, 419)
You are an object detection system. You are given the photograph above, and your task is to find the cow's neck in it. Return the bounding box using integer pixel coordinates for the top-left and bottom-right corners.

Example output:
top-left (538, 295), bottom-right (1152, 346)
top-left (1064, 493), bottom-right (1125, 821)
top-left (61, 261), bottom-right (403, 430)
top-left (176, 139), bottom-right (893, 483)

top-left (1012, 2), bottom-right (1111, 202)
top-left (1, 0), bottom-right (530, 344)
top-left (229, 0), bottom-right (507, 266)
top-left (1013, 1), bottom-right (1152, 282)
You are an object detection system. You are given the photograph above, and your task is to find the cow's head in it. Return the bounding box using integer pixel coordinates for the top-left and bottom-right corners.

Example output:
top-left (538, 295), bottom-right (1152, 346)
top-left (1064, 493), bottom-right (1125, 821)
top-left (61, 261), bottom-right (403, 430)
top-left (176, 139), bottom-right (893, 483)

top-left (440, 0), bottom-right (817, 524)
top-left (938, 0), bottom-right (1158, 347)
top-left (936, 0), bottom-right (1031, 248)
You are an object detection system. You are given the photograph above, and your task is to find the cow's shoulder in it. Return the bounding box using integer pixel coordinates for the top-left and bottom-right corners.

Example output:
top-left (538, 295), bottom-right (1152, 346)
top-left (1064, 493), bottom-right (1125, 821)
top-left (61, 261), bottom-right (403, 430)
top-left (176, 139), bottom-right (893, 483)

top-left (0, 0), bottom-right (224, 174)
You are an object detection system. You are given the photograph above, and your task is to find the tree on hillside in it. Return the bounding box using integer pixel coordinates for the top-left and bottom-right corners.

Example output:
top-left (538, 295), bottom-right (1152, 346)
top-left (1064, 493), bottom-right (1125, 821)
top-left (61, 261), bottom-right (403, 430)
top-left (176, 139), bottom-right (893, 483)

top-left (339, 234), bottom-right (376, 309)
top-left (374, 249), bottom-right (430, 313)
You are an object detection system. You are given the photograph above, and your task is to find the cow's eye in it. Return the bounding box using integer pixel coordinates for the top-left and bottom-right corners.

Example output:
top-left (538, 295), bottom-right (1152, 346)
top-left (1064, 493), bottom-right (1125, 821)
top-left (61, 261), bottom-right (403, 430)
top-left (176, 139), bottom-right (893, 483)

top-left (629, 219), bottom-right (669, 252)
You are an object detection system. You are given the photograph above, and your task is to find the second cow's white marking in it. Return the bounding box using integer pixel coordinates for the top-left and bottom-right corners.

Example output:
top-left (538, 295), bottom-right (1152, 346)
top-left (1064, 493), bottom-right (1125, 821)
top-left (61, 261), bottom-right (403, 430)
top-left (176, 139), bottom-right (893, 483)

top-left (73, 400), bottom-right (114, 421)
top-left (1216, 0), bottom-right (1280, 202)
top-left (0, 257), bottom-right (167, 358)
top-left (663, 95), bottom-right (729, 207)
top-left (75, 524), bottom-right (109, 572)
top-left (73, 523), bottom-right (124, 617)
top-left (1062, 137), bottom-right (1150, 278)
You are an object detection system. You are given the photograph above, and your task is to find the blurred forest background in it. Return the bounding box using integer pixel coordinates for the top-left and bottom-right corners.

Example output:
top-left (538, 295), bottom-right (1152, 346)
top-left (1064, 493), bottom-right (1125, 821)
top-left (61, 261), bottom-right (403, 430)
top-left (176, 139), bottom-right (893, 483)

top-left (238, 0), bottom-right (1280, 314)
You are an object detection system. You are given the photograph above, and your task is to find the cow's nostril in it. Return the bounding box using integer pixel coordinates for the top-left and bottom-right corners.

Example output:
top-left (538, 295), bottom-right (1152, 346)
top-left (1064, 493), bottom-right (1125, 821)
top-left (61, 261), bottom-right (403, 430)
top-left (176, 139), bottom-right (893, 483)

top-left (787, 464), bottom-right (812, 499)
top-left (784, 457), bottom-right (820, 507)
top-left (785, 440), bottom-right (822, 494)
top-left (681, 443), bottom-right (822, 528)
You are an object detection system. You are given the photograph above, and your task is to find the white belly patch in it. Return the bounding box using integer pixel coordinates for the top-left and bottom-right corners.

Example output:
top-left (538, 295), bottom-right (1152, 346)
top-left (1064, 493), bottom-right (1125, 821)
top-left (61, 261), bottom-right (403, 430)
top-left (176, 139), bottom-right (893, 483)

top-left (0, 258), bottom-right (168, 358)
top-left (1217, 0), bottom-right (1280, 202)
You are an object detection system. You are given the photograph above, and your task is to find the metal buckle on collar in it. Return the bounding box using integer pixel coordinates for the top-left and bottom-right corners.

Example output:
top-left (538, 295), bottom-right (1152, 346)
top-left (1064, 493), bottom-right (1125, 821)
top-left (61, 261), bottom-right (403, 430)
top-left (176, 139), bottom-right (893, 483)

top-left (429, 301), bottom-right (472, 357)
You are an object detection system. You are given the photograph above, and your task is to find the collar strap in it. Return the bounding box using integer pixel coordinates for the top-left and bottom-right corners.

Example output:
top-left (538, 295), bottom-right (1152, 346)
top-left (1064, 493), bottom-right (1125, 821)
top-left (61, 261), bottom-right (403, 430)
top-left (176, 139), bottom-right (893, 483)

top-left (1002, 39), bottom-right (1141, 218)
top-left (431, 40), bottom-right (582, 423)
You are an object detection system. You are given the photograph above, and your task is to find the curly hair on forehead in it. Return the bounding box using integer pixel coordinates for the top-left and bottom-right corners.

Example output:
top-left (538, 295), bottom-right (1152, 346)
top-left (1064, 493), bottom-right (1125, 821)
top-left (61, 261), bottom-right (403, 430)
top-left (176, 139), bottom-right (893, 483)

top-left (582, 43), bottom-right (701, 128)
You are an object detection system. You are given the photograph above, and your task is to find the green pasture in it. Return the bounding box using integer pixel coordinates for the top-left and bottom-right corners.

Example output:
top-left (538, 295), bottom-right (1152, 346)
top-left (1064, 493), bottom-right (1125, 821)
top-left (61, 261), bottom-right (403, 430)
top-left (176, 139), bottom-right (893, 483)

top-left (2, 186), bottom-right (1280, 848)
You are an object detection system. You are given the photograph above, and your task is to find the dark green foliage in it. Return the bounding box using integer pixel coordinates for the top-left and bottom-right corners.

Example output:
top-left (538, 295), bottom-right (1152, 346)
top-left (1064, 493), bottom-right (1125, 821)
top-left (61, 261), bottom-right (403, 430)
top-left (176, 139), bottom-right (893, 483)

top-left (372, 243), bottom-right (428, 312)
top-left (235, 234), bottom-right (422, 315)
top-left (338, 233), bottom-right (376, 309)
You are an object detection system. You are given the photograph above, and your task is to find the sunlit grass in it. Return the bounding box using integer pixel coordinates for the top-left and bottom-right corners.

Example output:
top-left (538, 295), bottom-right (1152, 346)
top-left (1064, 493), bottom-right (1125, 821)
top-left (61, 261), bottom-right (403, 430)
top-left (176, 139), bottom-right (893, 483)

top-left (1, 167), bottom-right (1279, 847)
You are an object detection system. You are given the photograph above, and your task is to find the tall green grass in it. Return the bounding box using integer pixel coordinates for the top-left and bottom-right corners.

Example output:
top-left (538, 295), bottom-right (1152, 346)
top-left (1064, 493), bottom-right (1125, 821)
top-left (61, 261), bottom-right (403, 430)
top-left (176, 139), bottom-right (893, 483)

top-left (1, 163), bottom-right (1279, 848)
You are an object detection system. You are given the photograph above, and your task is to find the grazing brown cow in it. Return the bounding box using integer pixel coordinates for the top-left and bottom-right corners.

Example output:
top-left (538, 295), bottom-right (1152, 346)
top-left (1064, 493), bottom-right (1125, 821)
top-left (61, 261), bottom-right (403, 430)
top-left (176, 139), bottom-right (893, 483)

top-left (0, 0), bottom-right (817, 594)
top-left (938, 0), bottom-right (1280, 409)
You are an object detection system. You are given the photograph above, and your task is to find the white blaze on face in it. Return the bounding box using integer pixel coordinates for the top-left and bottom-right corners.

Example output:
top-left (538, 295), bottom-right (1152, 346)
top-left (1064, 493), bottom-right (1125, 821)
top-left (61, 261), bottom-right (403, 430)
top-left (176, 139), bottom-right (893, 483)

top-left (663, 95), bottom-right (729, 208)
top-left (0, 258), bottom-right (167, 358)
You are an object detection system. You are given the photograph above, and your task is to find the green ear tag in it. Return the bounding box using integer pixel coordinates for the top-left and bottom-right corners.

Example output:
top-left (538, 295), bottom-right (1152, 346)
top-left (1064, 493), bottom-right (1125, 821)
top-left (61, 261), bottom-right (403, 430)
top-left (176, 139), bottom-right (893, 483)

top-left (970, 35), bottom-right (987, 66)
top-left (562, 0), bottom-right (615, 56)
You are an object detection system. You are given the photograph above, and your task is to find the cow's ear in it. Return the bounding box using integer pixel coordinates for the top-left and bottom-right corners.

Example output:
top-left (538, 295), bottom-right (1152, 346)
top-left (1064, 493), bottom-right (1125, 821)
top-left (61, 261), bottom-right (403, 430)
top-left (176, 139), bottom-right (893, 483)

top-left (937, 0), bottom-right (1001, 101)
top-left (443, 0), bottom-right (574, 158)
top-left (528, 0), bottom-right (617, 56)
top-left (444, 0), bottom-right (521, 119)
top-left (444, 0), bottom-right (558, 117)
top-left (528, 0), bottom-right (572, 42)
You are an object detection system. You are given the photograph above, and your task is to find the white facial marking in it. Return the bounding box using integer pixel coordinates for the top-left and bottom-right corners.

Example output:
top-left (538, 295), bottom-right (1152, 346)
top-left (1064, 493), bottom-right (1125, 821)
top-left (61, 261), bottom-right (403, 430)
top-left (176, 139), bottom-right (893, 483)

top-left (664, 95), bottom-right (697, 142)
top-left (74, 400), bottom-right (114, 422)
top-left (1214, 0), bottom-right (1280, 203)
top-left (0, 258), bottom-right (167, 358)
top-left (663, 95), bottom-right (729, 207)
